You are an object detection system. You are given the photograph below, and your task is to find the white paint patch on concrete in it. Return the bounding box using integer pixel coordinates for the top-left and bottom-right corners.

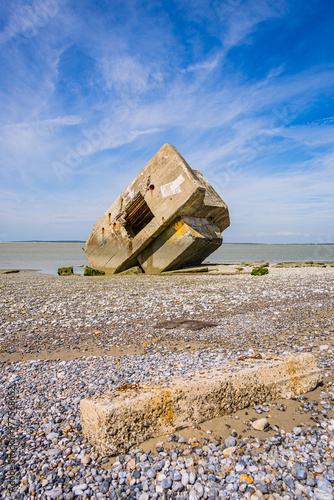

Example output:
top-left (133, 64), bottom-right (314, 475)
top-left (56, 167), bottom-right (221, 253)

top-left (161, 175), bottom-right (185, 198)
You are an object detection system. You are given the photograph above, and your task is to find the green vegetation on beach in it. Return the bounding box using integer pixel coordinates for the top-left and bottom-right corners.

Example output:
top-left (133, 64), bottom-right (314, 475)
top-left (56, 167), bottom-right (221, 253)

top-left (84, 266), bottom-right (105, 276)
top-left (58, 267), bottom-right (74, 276)
top-left (251, 267), bottom-right (269, 276)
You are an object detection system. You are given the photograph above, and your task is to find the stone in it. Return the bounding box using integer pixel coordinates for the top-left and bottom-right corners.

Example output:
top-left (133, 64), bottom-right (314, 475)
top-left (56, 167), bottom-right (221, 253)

top-left (57, 267), bottom-right (74, 276)
top-left (314, 489), bottom-right (333, 500)
top-left (80, 455), bottom-right (91, 465)
top-left (194, 482), bottom-right (204, 495)
top-left (85, 144), bottom-right (230, 275)
top-left (257, 484), bottom-right (269, 494)
top-left (73, 483), bottom-right (87, 493)
top-left (317, 479), bottom-right (333, 492)
top-left (139, 494), bottom-right (149, 500)
top-left (189, 472), bottom-right (196, 484)
top-left (128, 458), bottom-right (136, 470)
top-left (47, 448), bottom-right (61, 458)
top-left (189, 490), bottom-right (200, 500)
top-left (284, 475), bottom-right (295, 490)
top-left (172, 481), bottom-right (184, 492)
top-left (46, 432), bottom-right (59, 441)
top-left (83, 266), bottom-right (105, 276)
top-left (45, 488), bottom-right (63, 498)
top-left (238, 482), bottom-right (248, 493)
top-left (99, 480), bottom-right (110, 494)
top-left (165, 266), bottom-right (209, 274)
top-left (251, 418), bottom-right (269, 431)
top-left (225, 436), bottom-right (236, 447)
top-left (306, 478), bottom-right (317, 487)
top-left (146, 468), bottom-right (156, 479)
top-left (295, 468), bottom-right (307, 480)
top-left (172, 470), bottom-right (182, 481)
top-left (160, 478), bottom-right (172, 489)
top-left (81, 353), bottom-right (321, 455)
top-left (181, 472), bottom-right (189, 486)
top-left (240, 474), bottom-right (253, 484)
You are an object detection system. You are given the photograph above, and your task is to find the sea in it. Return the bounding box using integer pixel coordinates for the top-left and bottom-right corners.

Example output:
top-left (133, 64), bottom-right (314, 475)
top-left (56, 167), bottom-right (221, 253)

top-left (0, 242), bottom-right (333, 276)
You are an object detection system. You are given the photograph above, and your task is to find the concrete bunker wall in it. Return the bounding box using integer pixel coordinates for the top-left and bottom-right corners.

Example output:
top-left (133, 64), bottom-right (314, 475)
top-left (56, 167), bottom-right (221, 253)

top-left (85, 144), bottom-right (230, 274)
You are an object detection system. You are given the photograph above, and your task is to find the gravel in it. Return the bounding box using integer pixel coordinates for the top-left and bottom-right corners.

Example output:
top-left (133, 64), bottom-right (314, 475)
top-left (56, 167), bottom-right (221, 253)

top-left (0, 266), bottom-right (334, 499)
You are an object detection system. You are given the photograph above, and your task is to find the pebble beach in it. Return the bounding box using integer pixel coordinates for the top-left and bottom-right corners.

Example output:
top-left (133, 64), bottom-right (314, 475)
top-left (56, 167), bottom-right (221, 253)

top-left (1, 265), bottom-right (334, 500)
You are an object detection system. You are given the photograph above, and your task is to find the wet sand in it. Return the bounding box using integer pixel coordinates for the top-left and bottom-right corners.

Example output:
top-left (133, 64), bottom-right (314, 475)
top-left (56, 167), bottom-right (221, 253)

top-left (1, 264), bottom-right (333, 363)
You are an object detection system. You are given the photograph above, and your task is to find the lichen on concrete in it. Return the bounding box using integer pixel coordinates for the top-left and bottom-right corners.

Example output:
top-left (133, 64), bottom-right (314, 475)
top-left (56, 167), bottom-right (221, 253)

top-left (84, 266), bottom-right (105, 276)
top-left (58, 267), bottom-right (74, 276)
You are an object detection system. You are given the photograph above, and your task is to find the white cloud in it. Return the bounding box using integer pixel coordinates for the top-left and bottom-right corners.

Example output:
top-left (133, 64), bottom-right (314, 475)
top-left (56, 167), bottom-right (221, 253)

top-left (184, 53), bottom-right (222, 73)
top-left (212, 0), bottom-right (288, 50)
top-left (0, 0), bottom-right (70, 45)
top-left (0, 0), bottom-right (333, 242)
top-left (101, 55), bottom-right (164, 94)
top-left (2, 115), bottom-right (82, 131)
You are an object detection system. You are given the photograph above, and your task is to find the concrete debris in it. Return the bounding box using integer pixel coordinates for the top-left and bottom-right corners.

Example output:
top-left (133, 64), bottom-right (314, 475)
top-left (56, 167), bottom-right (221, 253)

top-left (80, 353), bottom-right (321, 455)
top-left (85, 144), bottom-right (229, 274)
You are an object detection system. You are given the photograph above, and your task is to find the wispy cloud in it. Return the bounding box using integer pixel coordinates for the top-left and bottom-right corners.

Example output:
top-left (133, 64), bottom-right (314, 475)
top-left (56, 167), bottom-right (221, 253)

top-left (0, 0), bottom-right (333, 242)
top-left (2, 115), bottom-right (82, 131)
top-left (219, 0), bottom-right (287, 48)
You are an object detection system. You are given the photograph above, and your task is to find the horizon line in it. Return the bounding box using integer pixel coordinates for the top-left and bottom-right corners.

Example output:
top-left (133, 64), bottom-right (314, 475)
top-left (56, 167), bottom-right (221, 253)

top-left (1, 241), bottom-right (333, 246)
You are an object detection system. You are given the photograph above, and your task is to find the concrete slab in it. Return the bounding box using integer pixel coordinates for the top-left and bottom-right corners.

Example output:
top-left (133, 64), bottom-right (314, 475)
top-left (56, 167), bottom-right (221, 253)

top-left (80, 353), bottom-right (321, 455)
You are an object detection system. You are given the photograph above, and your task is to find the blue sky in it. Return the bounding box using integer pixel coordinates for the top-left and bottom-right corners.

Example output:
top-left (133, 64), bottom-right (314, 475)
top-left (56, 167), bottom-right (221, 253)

top-left (0, 0), bottom-right (333, 243)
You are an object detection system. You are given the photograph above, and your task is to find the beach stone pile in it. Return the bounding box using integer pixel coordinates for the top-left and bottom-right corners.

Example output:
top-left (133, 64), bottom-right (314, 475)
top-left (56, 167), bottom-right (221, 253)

top-left (0, 267), bottom-right (333, 362)
top-left (0, 266), bottom-right (333, 499)
top-left (1, 353), bottom-right (334, 500)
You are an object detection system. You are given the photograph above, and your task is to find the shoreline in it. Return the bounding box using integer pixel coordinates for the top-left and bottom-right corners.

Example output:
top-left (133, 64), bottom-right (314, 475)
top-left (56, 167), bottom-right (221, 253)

top-left (1, 260), bottom-right (334, 279)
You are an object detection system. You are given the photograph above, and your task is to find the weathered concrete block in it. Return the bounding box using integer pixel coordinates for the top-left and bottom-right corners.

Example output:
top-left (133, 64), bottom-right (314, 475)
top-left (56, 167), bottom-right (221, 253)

top-left (84, 266), bottom-right (105, 276)
top-left (80, 353), bottom-right (321, 455)
top-left (84, 144), bottom-right (229, 274)
top-left (138, 216), bottom-right (222, 274)
top-left (117, 266), bottom-right (143, 276)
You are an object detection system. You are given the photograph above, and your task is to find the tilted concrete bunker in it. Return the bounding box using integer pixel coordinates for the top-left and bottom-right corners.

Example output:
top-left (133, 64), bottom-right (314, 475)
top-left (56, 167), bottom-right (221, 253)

top-left (85, 144), bottom-right (230, 274)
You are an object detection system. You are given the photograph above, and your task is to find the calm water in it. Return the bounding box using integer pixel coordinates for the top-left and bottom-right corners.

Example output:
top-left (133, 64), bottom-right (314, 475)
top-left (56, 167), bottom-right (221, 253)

top-left (0, 242), bottom-right (333, 276)
top-left (0, 243), bottom-right (89, 275)
top-left (209, 244), bottom-right (334, 264)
